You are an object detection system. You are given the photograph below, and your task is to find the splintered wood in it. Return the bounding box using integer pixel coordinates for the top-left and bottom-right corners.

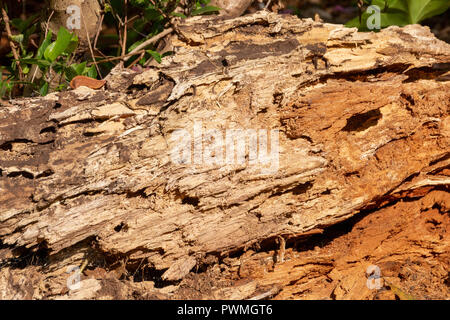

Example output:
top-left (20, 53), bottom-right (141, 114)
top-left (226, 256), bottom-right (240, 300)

top-left (0, 11), bottom-right (448, 299)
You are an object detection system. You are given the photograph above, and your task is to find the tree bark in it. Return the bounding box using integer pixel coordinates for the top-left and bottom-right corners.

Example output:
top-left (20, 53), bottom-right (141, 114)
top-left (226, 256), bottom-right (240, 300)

top-left (0, 11), bottom-right (449, 299)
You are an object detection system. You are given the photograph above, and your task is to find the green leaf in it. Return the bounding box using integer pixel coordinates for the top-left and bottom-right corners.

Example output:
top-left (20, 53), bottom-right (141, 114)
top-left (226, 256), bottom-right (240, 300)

top-left (23, 23), bottom-right (37, 45)
top-left (406, 0), bottom-right (449, 24)
top-left (19, 58), bottom-right (51, 69)
top-left (171, 12), bottom-right (187, 18)
top-left (144, 8), bottom-right (164, 22)
top-left (346, 10), bottom-right (409, 30)
top-left (191, 5), bottom-right (220, 16)
top-left (387, 0), bottom-right (409, 12)
top-left (37, 31), bottom-right (53, 59)
top-left (381, 11), bottom-right (410, 26)
top-left (43, 42), bottom-right (56, 61)
top-left (65, 61), bottom-right (87, 82)
top-left (54, 84), bottom-right (67, 92)
top-left (370, 0), bottom-right (388, 9)
top-left (39, 82), bottom-right (49, 96)
top-left (10, 14), bottom-right (38, 33)
top-left (162, 51), bottom-right (174, 58)
top-left (130, 0), bottom-right (148, 7)
top-left (11, 18), bottom-right (26, 32)
top-left (65, 67), bottom-right (78, 82)
top-left (64, 34), bottom-right (79, 55)
top-left (44, 27), bottom-right (72, 62)
top-left (10, 34), bottom-right (24, 44)
top-left (23, 52), bottom-right (34, 60)
top-left (345, 12), bottom-right (370, 29)
top-left (73, 61), bottom-right (87, 75)
top-left (0, 79), bottom-right (13, 99)
top-left (104, 3), bottom-right (112, 13)
top-left (146, 50), bottom-right (162, 63)
top-left (345, 0), bottom-right (449, 30)
top-left (85, 65), bottom-right (97, 79)
top-left (52, 62), bottom-right (64, 74)
top-left (128, 39), bottom-right (144, 53)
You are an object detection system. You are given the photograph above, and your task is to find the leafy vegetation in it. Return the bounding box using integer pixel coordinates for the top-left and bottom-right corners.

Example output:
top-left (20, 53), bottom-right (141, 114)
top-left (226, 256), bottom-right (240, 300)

top-left (346, 0), bottom-right (450, 30)
top-left (0, 0), bottom-right (220, 98)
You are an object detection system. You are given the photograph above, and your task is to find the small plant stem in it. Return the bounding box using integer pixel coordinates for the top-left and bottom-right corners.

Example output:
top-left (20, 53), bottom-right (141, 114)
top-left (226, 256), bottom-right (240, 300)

top-left (89, 49), bottom-right (146, 65)
top-left (119, 0), bottom-right (128, 68)
top-left (1, 7), bottom-right (24, 81)
top-left (81, 9), bottom-right (102, 78)
top-left (93, 13), bottom-right (104, 51)
top-left (128, 51), bottom-right (145, 68)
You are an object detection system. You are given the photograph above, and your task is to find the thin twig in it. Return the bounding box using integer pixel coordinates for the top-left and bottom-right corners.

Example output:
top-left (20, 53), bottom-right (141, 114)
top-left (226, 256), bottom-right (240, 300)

top-left (124, 27), bottom-right (173, 61)
top-left (89, 48), bottom-right (146, 65)
top-left (126, 14), bottom-right (142, 26)
top-left (108, 0), bottom-right (124, 61)
top-left (119, 0), bottom-right (128, 67)
top-left (81, 9), bottom-right (102, 78)
top-left (93, 13), bottom-right (104, 51)
top-left (128, 51), bottom-right (145, 68)
top-left (44, 10), bottom-right (54, 37)
top-left (1, 7), bottom-right (23, 80)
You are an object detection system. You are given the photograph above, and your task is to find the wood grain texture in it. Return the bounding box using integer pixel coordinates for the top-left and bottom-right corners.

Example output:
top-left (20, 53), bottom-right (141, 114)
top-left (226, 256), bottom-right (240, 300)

top-left (0, 11), bottom-right (448, 299)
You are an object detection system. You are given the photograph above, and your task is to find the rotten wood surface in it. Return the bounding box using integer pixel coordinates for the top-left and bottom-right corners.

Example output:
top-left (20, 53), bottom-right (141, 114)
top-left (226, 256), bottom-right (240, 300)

top-left (0, 11), bottom-right (449, 299)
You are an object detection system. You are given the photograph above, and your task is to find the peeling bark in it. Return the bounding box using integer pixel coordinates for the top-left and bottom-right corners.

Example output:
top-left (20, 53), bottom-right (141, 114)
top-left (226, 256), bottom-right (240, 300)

top-left (0, 12), bottom-right (449, 299)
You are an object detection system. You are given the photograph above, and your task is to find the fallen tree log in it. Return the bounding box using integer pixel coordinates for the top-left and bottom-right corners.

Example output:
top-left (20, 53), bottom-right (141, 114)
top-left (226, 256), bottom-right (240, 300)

top-left (0, 11), bottom-right (449, 299)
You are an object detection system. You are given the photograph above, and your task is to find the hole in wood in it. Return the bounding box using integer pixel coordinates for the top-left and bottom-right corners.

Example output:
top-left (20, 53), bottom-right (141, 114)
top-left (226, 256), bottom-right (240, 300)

top-left (182, 196), bottom-right (200, 207)
top-left (342, 109), bottom-right (382, 132)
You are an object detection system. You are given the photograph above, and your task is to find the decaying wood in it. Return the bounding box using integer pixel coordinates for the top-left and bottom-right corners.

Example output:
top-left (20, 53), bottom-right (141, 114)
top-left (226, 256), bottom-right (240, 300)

top-left (0, 11), bottom-right (449, 299)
